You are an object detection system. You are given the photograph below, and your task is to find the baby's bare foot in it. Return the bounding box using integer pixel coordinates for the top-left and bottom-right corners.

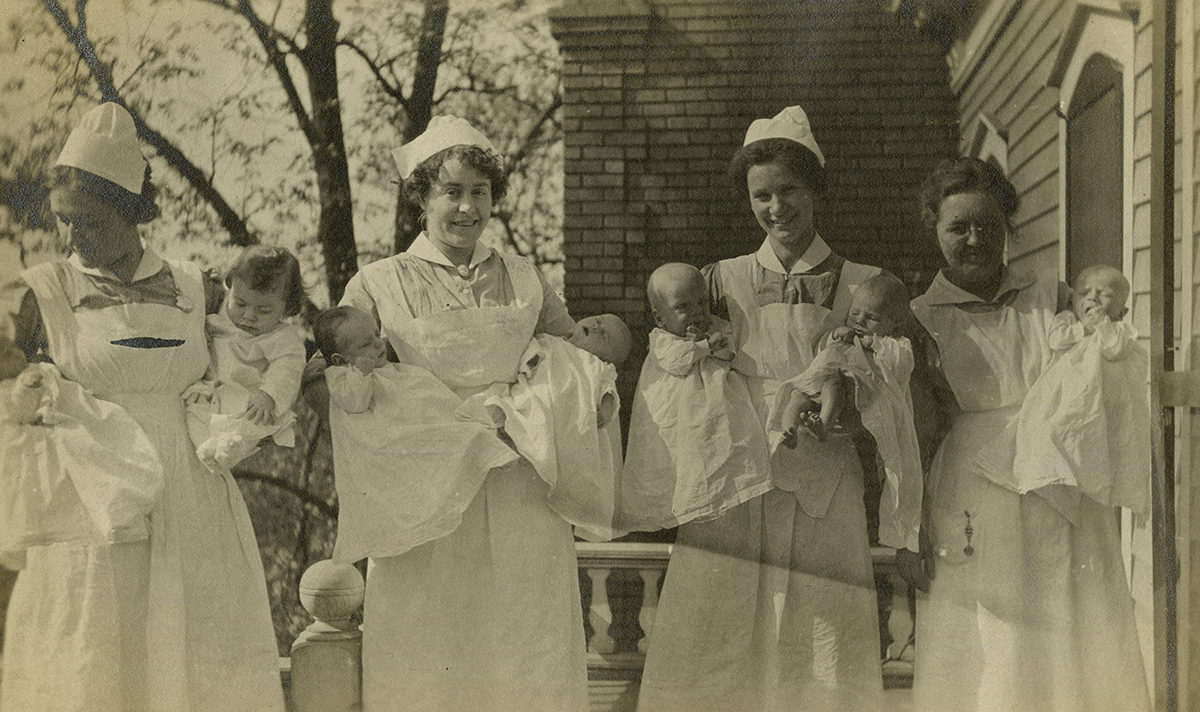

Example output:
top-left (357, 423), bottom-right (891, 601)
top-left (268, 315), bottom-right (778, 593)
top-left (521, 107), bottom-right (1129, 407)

top-left (800, 412), bottom-right (826, 442)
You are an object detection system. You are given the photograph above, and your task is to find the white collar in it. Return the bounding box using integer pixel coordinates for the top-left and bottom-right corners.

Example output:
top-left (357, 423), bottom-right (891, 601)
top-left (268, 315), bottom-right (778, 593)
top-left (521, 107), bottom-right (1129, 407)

top-left (69, 242), bottom-right (164, 282)
top-left (754, 234), bottom-right (832, 275)
top-left (406, 232), bottom-right (493, 269)
top-left (922, 267), bottom-right (1038, 306)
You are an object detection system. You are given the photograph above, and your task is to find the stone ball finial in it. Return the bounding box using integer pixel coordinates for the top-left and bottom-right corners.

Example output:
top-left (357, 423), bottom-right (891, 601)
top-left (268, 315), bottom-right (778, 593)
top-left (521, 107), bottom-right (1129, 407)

top-left (298, 560), bottom-right (365, 629)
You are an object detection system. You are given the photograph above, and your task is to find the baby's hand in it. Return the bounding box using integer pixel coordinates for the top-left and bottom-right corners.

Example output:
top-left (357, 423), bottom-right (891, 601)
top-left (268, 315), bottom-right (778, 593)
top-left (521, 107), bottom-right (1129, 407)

top-left (858, 333), bottom-right (876, 350)
top-left (831, 326), bottom-right (858, 344)
top-left (184, 389), bottom-right (212, 406)
top-left (707, 332), bottom-right (736, 361)
top-left (350, 355), bottom-right (380, 374)
top-left (241, 389), bottom-right (276, 425)
top-left (1079, 309), bottom-right (1107, 335)
top-left (15, 367), bottom-right (44, 391)
top-left (597, 392), bottom-right (617, 429)
top-left (684, 325), bottom-right (706, 342)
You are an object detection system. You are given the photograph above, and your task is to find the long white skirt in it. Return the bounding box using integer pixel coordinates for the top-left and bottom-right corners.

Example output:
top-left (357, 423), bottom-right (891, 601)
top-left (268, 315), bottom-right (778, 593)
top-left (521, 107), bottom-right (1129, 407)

top-left (361, 459), bottom-right (589, 712)
top-left (638, 468), bottom-right (883, 712)
top-left (913, 409), bottom-right (1150, 712)
top-left (1, 393), bottom-right (284, 712)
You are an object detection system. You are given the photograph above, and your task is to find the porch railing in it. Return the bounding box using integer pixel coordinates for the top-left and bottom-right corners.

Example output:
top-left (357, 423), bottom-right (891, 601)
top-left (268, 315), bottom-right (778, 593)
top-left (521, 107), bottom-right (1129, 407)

top-left (286, 543), bottom-right (915, 712)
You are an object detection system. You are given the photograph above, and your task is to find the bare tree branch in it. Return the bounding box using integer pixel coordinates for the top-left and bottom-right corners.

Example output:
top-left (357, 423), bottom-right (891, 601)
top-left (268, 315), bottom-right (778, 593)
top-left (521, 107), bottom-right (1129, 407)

top-left (340, 39), bottom-right (410, 107)
top-left (232, 468), bottom-right (338, 520)
top-left (44, 0), bottom-right (256, 246)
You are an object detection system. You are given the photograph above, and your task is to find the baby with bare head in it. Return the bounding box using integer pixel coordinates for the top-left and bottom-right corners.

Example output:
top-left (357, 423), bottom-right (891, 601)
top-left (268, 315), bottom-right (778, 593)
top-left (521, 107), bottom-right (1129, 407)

top-left (646, 262), bottom-right (734, 360)
top-left (975, 263), bottom-right (1150, 513)
top-left (1070, 263), bottom-right (1129, 332)
top-left (620, 262), bottom-right (772, 532)
top-left (777, 271), bottom-right (913, 445)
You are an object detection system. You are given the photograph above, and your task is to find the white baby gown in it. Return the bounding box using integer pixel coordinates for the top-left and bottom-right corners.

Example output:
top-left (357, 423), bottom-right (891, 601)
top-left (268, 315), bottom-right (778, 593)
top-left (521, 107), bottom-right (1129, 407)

top-left (973, 313), bottom-right (1151, 514)
top-left (0, 362), bottom-right (162, 554)
top-left (474, 335), bottom-right (623, 542)
top-left (184, 311), bottom-right (305, 472)
top-left (774, 333), bottom-right (924, 551)
top-left (326, 362), bottom-right (518, 563)
top-left (621, 320), bottom-right (771, 532)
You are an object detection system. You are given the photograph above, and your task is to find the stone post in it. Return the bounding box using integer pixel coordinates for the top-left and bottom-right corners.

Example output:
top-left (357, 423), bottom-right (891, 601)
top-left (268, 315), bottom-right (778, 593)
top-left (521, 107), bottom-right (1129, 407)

top-left (289, 560), bottom-right (365, 712)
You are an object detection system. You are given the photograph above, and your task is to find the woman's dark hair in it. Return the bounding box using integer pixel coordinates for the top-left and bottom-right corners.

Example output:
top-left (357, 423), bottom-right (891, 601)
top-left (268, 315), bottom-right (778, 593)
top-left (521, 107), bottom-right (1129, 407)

top-left (52, 164), bottom-right (160, 225)
top-left (727, 138), bottom-right (827, 198)
top-left (225, 244), bottom-right (306, 317)
top-left (403, 144), bottom-right (508, 206)
top-left (918, 157), bottom-right (1020, 230)
top-left (312, 305), bottom-right (360, 366)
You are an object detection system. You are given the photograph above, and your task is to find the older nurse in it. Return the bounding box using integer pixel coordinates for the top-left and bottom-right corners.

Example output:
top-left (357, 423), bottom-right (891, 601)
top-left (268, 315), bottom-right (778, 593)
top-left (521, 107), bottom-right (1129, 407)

top-left (336, 116), bottom-right (587, 712)
top-left (636, 106), bottom-right (884, 712)
top-left (907, 157), bottom-right (1150, 712)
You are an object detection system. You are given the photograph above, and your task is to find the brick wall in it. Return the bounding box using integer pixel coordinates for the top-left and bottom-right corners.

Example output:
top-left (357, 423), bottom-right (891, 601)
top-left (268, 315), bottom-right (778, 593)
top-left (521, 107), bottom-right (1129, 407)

top-left (550, 0), bottom-right (958, 433)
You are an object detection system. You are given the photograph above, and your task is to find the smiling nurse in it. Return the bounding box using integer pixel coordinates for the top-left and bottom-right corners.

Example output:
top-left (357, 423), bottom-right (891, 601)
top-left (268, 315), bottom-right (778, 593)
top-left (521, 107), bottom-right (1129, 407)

top-left (332, 116), bottom-right (586, 712)
top-left (636, 106), bottom-right (884, 712)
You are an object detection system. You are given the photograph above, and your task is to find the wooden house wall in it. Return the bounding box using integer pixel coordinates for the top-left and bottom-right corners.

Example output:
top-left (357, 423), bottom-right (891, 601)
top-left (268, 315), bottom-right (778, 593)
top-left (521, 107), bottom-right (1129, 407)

top-left (1180, 0), bottom-right (1199, 705)
top-left (945, 0), bottom-right (1161, 694)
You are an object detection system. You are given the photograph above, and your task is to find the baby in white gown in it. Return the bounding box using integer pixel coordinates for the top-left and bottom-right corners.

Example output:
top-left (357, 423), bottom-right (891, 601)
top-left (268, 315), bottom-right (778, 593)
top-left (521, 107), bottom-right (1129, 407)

top-left (975, 264), bottom-right (1150, 514)
top-left (470, 313), bottom-right (632, 542)
top-left (313, 305), bottom-right (519, 562)
top-left (184, 245), bottom-right (306, 473)
top-left (0, 333), bottom-right (161, 556)
top-left (771, 271), bottom-right (924, 551)
top-left (621, 262), bottom-right (772, 532)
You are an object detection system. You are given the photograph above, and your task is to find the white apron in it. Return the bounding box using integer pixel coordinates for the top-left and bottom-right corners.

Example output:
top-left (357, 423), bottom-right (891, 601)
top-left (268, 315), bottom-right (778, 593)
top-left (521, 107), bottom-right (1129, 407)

top-left (3, 259), bottom-right (283, 712)
top-left (344, 251), bottom-right (589, 712)
top-left (910, 272), bottom-right (1150, 712)
top-left (637, 254), bottom-right (883, 712)
top-left (720, 255), bottom-right (878, 516)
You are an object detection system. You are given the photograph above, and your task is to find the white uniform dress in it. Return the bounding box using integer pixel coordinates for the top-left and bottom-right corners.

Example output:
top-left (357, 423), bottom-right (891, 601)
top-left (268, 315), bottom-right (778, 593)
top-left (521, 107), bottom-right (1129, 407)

top-left (339, 234), bottom-right (588, 712)
top-left (2, 251), bottom-right (284, 712)
top-left (910, 269), bottom-right (1150, 712)
top-left (637, 236), bottom-right (884, 712)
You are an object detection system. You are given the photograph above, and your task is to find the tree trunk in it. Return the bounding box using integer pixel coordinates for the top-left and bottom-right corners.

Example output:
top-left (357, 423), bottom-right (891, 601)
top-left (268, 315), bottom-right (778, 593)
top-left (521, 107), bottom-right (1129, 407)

top-left (304, 0), bottom-right (357, 304)
top-left (393, 0), bottom-right (448, 254)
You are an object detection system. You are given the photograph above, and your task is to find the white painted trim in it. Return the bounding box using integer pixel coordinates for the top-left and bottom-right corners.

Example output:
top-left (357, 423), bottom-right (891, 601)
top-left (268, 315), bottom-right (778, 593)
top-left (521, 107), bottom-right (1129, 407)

top-left (947, 0), bottom-right (1022, 92)
top-left (1176, 0), bottom-right (1195, 702)
top-left (962, 112), bottom-right (1009, 170)
top-left (1050, 3), bottom-right (1136, 284)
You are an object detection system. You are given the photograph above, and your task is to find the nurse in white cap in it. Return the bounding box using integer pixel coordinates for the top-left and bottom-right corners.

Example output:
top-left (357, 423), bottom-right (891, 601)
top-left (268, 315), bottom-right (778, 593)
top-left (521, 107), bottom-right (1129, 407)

top-left (2, 103), bottom-right (284, 711)
top-left (335, 116), bottom-right (584, 711)
top-left (636, 107), bottom-right (885, 712)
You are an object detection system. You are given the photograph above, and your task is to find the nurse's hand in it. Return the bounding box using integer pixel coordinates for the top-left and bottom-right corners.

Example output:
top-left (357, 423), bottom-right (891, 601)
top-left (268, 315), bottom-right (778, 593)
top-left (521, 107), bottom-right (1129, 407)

top-left (242, 389), bottom-right (276, 425)
top-left (896, 528), bottom-right (935, 593)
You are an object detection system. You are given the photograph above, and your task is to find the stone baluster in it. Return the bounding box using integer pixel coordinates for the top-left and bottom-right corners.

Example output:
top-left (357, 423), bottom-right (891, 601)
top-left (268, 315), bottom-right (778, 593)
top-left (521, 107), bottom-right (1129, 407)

top-left (586, 564), bottom-right (617, 653)
top-left (290, 560), bottom-right (365, 712)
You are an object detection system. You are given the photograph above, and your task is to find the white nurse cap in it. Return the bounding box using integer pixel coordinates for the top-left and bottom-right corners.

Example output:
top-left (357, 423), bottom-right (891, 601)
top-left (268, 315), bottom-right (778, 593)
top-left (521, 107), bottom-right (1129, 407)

top-left (392, 115), bottom-right (498, 180)
top-left (742, 106), bottom-right (825, 167)
top-left (55, 102), bottom-right (148, 195)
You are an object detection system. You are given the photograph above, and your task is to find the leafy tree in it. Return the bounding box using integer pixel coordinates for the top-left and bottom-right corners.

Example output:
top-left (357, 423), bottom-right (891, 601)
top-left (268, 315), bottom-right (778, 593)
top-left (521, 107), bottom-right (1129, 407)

top-left (0, 0), bottom-right (564, 651)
